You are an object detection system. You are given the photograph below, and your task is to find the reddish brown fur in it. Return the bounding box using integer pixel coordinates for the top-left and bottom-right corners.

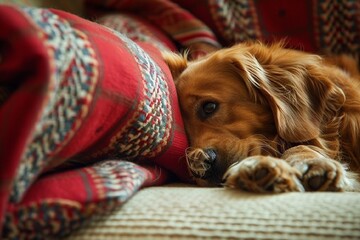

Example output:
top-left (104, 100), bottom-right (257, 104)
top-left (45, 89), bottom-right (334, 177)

top-left (163, 42), bottom-right (360, 192)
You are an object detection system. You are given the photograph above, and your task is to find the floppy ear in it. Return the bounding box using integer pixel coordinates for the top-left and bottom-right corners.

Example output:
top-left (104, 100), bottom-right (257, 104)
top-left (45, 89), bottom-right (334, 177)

top-left (161, 51), bottom-right (188, 81)
top-left (228, 44), bottom-right (345, 142)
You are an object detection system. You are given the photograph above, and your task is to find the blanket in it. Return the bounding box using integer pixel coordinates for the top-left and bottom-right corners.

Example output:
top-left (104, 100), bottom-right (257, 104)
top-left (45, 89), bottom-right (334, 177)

top-left (1, 1), bottom-right (360, 239)
top-left (0, 5), bottom-right (190, 239)
top-left (86, 0), bottom-right (360, 57)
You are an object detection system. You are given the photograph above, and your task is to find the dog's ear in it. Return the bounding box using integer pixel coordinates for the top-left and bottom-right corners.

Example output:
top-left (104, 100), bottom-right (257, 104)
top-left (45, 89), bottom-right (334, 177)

top-left (162, 51), bottom-right (188, 81)
top-left (227, 44), bottom-right (345, 142)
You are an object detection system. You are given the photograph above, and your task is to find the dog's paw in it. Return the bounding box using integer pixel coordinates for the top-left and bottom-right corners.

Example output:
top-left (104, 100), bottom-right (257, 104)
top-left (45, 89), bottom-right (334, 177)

top-left (223, 156), bottom-right (304, 193)
top-left (291, 158), bottom-right (358, 191)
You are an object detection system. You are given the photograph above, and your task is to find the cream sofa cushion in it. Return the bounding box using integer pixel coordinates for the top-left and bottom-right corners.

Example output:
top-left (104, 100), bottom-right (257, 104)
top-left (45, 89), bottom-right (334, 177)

top-left (67, 184), bottom-right (360, 239)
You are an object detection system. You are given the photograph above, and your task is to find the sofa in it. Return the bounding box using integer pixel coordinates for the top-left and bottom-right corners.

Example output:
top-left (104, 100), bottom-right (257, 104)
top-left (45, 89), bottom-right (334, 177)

top-left (64, 183), bottom-right (360, 240)
top-left (0, 1), bottom-right (360, 239)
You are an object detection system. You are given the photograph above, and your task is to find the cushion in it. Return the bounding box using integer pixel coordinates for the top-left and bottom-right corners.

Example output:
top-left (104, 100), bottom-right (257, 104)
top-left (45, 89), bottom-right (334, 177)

top-left (65, 184), bottom-right (360, 240)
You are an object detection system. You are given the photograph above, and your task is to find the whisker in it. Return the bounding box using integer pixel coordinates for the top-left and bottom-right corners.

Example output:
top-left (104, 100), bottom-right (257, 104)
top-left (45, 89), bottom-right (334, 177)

top-left (185, 147), bottom-right (211, 178)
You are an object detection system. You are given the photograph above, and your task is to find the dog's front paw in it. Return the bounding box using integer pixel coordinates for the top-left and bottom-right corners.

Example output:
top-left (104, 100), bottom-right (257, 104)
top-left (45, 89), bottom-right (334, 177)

top-left (223, 156), bottom-right (304, 193)
top-left (291, 158), bottom-right (357, 191)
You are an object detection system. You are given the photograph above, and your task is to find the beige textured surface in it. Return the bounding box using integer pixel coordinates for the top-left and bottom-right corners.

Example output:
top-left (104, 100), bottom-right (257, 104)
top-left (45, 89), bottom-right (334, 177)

top-left (67, 184), bottom-right (360, 240)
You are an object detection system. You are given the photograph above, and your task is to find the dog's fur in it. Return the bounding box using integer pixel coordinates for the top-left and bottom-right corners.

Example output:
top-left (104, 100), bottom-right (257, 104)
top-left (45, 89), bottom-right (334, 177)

top-left (163, 42), bottom-right (360, 192)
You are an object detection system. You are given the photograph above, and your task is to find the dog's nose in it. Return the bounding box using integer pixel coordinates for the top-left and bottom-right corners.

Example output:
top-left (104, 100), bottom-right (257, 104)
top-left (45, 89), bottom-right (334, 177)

top-left (204, 148), bottom-right (217, 165)
top-left (201, 148), bottom-right (217, 179)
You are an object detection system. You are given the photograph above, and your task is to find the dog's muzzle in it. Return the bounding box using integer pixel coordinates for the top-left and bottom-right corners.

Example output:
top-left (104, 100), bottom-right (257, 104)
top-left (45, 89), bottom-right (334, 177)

top-left (186, 148), bottom-right (217, 179)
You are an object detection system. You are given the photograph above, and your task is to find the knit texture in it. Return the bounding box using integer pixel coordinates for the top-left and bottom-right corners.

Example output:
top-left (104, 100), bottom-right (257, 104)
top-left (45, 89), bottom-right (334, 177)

top-left (67, 184), bottom-right (360, 240)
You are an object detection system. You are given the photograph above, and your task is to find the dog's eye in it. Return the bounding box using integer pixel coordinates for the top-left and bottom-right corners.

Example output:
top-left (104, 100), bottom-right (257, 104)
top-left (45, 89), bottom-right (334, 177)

top-left (198, 101), bottom-right (218, 119)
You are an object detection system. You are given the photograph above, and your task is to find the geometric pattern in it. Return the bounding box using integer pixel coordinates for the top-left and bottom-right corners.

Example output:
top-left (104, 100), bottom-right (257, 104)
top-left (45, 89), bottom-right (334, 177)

top-left (98, 30), bottom-right (173, 160)
top-left (3, 160), bottom-right (148, 239)
top-left (90, 160), bottom-right (148, 201)
top-left (0, 3), bottom-right (189, 239)
top-left (209, 0), bottom-right (261, 43)
top-left (10, 7), bottom-right (99, 203)
top-left (98, 14), bottom-right (172, 51)
top-left (314, 0), bottom-right (360, 57)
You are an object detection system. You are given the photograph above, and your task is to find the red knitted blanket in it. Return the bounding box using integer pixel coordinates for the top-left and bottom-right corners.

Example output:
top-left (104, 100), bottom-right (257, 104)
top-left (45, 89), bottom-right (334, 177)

top-left (0, 5), bottom-right (190, 239)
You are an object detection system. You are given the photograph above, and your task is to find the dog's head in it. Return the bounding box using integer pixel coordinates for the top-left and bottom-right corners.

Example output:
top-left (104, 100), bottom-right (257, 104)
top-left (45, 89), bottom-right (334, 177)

top-left (163, 42), bottom-right (345, 186)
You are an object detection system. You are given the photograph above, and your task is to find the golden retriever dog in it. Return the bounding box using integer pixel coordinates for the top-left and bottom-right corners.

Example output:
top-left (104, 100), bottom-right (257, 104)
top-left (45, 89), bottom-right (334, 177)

top-left (163, 42), bottom-right (360, 192)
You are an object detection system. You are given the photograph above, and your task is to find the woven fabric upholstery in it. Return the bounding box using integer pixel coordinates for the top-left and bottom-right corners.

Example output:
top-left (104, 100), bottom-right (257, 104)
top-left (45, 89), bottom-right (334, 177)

top-left (66, 184), bottom-right (360, 240)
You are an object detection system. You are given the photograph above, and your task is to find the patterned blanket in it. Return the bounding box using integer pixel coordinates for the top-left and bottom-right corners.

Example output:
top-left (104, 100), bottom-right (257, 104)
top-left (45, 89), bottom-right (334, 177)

top-left (0, 5), bottom-right (190, 239)
top-left (86, 0), bottom-right (360, 58)
top-left (1, 1), bottom-right (359, 239)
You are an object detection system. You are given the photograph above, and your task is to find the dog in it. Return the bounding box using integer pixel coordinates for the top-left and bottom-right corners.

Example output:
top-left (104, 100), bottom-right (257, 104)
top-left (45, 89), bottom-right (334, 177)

top-left (162, 41), bottom-right (360, 192)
